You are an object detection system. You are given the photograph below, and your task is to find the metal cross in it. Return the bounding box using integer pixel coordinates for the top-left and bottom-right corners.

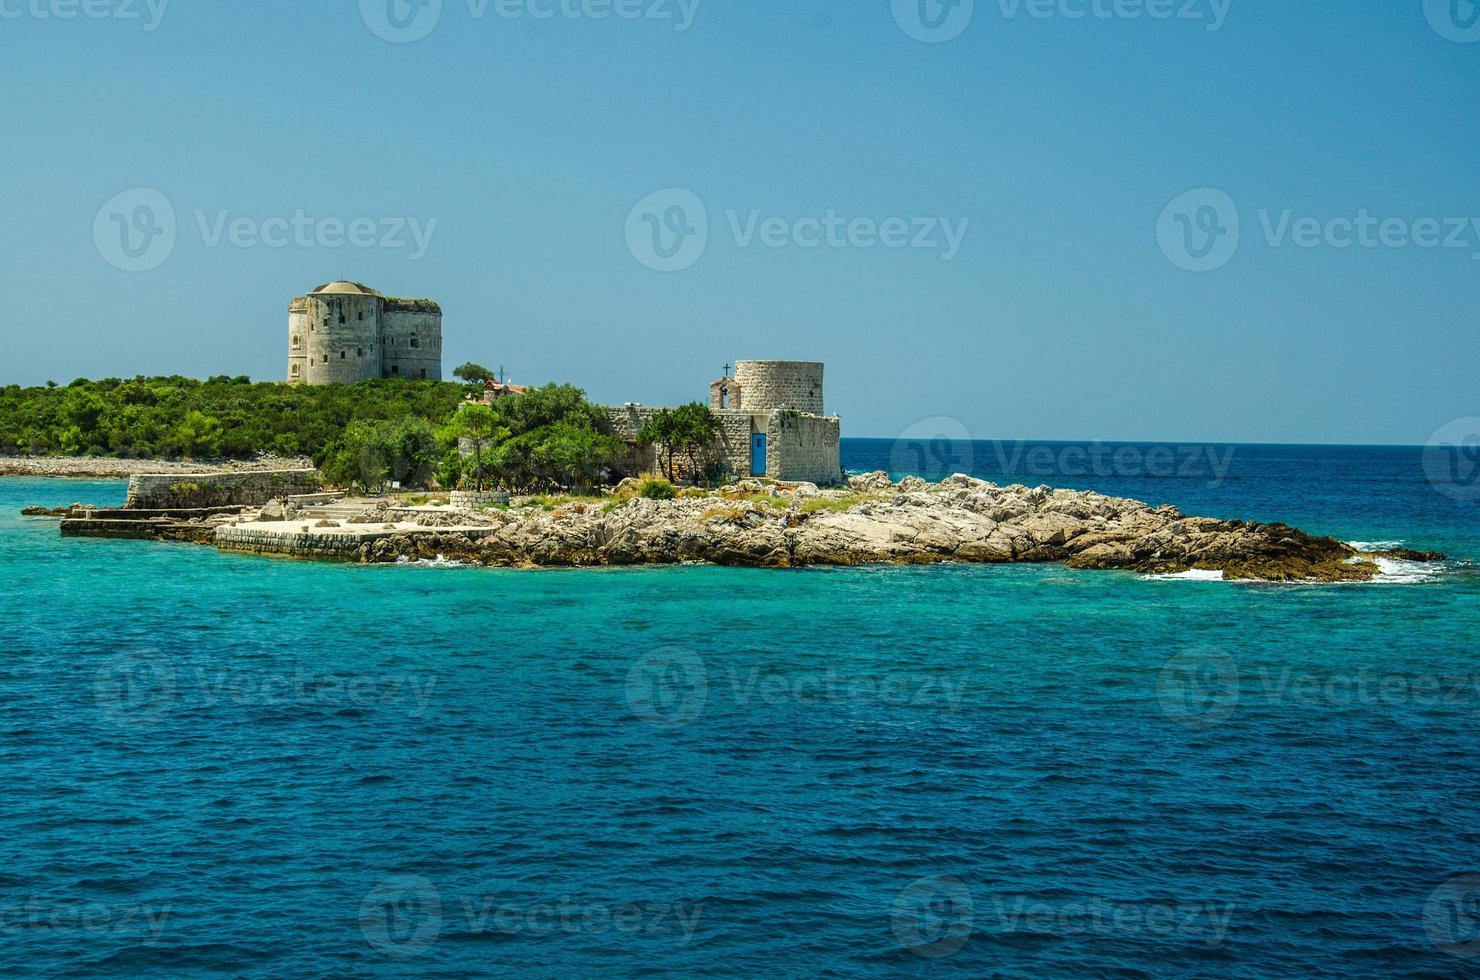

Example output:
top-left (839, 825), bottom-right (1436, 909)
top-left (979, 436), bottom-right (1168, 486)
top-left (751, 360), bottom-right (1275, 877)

top-left (723, 363), bottom-right (732, 378)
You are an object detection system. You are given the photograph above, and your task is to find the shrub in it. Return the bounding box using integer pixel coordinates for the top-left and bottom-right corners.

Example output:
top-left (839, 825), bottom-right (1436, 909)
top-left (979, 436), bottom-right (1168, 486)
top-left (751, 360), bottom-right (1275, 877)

top-left (639, 478), bottom-right (677, 500)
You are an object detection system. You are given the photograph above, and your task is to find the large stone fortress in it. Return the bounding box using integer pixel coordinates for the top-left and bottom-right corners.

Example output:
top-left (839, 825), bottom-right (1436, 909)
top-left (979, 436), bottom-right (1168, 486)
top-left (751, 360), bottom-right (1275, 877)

top-left (610, 360), bottom-right (844, 486)
top-left (288, 281), bottom-right (442, 384)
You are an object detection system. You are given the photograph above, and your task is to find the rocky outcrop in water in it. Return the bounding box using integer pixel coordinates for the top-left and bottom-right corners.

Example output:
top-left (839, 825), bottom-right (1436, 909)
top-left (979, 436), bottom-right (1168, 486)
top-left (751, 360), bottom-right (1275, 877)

top-left (216, 472), bottom-right (1432, 582)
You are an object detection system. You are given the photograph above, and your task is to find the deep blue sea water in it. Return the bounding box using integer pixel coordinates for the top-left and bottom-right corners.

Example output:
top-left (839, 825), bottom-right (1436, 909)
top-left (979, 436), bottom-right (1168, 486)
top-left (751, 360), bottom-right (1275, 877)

top-left (3, 441), bottom-right (1480, 977)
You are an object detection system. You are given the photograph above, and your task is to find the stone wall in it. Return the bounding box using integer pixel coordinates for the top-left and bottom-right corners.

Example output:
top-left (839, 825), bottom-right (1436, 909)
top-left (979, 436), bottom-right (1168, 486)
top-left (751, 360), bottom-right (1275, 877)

top-left (381, 309), bottom-right (443, 380)
top-left (766, 411), bottom-right (843, 485)
top-left (607, 406), bottom-right (662, 475)
top-left (300, 293), bottom-right (382, 384)
top-left (124, 469), bottom-right (318, 509)
top-left (735, 361), bottom-right (825, 416)
top-left (714, 411), bottom-right (755, 480)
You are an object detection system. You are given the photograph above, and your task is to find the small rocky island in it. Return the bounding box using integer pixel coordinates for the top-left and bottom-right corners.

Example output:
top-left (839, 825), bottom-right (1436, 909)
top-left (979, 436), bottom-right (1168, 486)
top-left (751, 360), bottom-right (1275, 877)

top-left (38, 468), bottom-right (1442, 582)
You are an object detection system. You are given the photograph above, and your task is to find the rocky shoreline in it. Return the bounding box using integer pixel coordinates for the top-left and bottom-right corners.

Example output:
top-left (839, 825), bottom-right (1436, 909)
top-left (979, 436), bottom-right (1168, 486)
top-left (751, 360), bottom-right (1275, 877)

top-left (0, 455), bottom-right (314, 478)
top-left (42, 470), bottom-right (1440, 583)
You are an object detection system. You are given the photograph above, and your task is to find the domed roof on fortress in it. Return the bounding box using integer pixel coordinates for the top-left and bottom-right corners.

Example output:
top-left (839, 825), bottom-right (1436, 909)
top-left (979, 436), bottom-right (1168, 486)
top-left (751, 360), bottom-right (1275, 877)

top-left (311, 280), bottom-right (383, 297)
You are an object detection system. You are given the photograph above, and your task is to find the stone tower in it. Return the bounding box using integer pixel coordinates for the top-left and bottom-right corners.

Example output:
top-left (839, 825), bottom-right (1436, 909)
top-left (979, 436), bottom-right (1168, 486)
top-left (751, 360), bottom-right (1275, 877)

top-left (733, 360), bottom-right (825, 415)
top-left (288, 281), bottom-right (442, 384)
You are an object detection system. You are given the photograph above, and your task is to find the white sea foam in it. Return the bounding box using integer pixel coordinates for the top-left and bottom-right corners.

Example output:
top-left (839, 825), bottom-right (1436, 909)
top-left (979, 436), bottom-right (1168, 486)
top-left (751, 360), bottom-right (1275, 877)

top-left (1370, 557), bottom-right (1448, 584)
top-left (1348, 540), bottom-right (1404, 552)
top-left (395, 554), bottom-right (464, 568)
top-left (1140, 569), bottom-right (1225, 582)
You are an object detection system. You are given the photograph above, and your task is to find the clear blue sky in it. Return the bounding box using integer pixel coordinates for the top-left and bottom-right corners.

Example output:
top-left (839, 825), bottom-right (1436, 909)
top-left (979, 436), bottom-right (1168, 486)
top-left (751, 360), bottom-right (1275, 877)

top-left (1, 0), bottom-right (1475, 443)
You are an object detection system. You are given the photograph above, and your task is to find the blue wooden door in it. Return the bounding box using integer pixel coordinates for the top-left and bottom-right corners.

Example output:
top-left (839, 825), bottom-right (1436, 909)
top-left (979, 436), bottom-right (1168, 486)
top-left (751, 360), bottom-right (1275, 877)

top-left (751, 433), bottom-right (767, 476)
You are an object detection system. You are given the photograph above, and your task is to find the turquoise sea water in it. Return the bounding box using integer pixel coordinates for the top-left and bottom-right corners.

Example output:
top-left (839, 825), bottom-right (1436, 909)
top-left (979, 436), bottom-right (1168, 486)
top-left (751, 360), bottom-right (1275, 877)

top-left (3, 442), bottom-right (1480, 977)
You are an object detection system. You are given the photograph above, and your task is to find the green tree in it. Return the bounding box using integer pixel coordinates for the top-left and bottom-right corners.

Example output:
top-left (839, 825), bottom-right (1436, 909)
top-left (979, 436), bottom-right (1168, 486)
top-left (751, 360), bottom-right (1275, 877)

top-left (443, 403), bottom-right (501, 491)
top-left (638, 402), bottom-right (720, 483)
top-left (453, 362), bottom-right (497, 385)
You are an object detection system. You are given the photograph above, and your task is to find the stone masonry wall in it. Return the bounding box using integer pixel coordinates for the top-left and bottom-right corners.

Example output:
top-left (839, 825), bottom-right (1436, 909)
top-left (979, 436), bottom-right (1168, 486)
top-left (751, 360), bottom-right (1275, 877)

top-left (714, 411), bottom-right (754, 480)
top-left (735, 361), bottom-right (825, 416)
top-left (125, 470), bottom-right (318, 509)
top-left (766, 411), bottom-right (843, 485)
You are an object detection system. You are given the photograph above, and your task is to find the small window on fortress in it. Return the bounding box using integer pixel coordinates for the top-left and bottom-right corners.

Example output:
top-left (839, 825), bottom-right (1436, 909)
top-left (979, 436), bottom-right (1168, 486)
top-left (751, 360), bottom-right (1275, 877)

top-left (340, 351), bottom-right (346, 360)
top-left (291, 335), bottom-right (300, 349)
top-left (419, 369), bottom-right (427, 379)
top-left (323, 355), bottom-right (329, 364)
top-left (322, 318), bottom-right (329, 327)
top-left (290, 364), bottom-right (300, 377)
top-left (357, 312), bottom-right (364, 321)
top-left (357, 348), bottom-right (364, 357)
top-left (392, 366), bottom-right (400, 375)
top-left (410, 337), bottom-right (420, 349)
top-left (339, 314), bottom-right (346, 324)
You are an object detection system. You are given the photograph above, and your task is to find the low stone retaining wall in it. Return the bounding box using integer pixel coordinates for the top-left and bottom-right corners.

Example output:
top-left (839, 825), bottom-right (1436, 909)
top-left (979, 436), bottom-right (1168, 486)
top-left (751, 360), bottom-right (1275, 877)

top-left (215, 524), bottom-right (500, 560)
top-left (125, 470), bottom-right (318, 509)
top-left (449, 490), bottom-right (510, 509)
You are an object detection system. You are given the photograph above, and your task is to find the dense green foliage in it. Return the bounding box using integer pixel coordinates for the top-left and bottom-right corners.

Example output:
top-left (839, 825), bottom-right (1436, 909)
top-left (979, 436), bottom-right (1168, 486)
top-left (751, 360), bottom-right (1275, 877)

top-left (0, 376), bottom-right (468, 460)
top-left (639, 402), bottom-right (723, 483)
top-left (319, 418), bottom-right (440, 493)
top-left (449, 384), bottom-right (629, 494)
top-left (0, 375), bottom-right (638, 494)
top-left (638, 478), bottom-right (677, 500)
top-left (452, 363), bottom-right (497, 385)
